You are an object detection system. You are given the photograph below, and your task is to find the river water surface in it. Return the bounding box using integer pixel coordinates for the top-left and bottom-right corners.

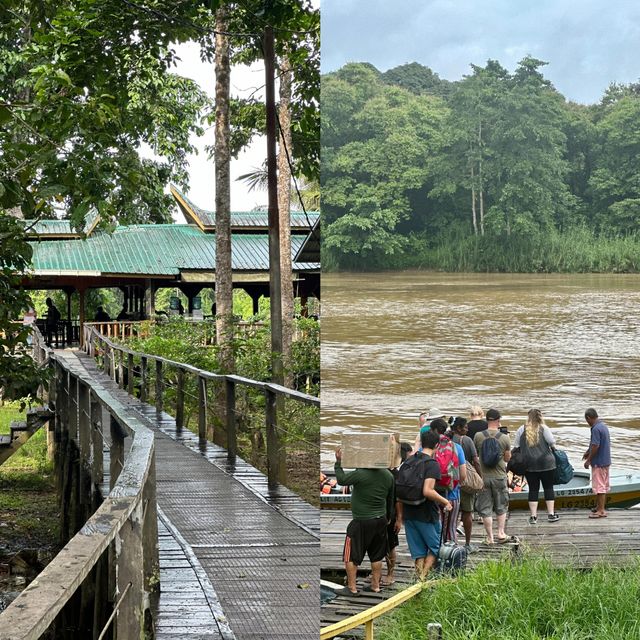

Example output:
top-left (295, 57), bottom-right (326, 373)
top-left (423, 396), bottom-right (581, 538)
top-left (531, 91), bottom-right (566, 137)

top-left (321, 272), bottom-right (640, 469)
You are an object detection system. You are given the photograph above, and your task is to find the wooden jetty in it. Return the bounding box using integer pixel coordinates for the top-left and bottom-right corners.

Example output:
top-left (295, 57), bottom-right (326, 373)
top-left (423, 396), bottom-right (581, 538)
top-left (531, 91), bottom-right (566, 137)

top-left (321, 507), bottom-right (640, 636)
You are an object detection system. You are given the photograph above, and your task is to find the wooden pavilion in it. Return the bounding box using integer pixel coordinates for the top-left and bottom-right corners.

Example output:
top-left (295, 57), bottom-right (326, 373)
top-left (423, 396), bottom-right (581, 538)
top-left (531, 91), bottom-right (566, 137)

top-left (20, 187), bottom-right (320, 342)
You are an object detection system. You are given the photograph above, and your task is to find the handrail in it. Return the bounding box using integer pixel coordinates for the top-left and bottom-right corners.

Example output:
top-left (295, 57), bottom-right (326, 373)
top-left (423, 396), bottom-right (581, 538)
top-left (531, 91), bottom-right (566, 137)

top-left (0, 327), bottom-right (159, 640)
top-left (82, 323), bottom-right (318, 489)
top-left (320, 581), bottom-right (441, 640)
top-left (83, 325), bottom-right (319, 406)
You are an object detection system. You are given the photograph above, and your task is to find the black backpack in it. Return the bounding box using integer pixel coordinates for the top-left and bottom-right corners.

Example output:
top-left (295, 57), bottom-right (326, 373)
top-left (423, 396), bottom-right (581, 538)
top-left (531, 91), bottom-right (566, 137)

top-left (395, 453), bottom-right (429, 505)
top-left (480, 431), bottom-right (502, 468)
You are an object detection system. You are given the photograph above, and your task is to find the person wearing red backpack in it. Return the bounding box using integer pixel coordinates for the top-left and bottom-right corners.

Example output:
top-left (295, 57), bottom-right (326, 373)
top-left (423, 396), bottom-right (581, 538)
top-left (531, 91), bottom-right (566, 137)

top-left (430, 418), bottom-right (467, 543)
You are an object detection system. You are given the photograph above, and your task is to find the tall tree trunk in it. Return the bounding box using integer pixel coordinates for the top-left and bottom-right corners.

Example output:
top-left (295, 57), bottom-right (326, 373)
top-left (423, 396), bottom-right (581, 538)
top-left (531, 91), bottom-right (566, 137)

top-left (277, 54), bottom-right (294, 388)
top-left (478, 121), bottom-right (485, 236)
top-left (470, 164), bottom-right (477, 235)
top-left (214, 6), bottom-right (234, 375)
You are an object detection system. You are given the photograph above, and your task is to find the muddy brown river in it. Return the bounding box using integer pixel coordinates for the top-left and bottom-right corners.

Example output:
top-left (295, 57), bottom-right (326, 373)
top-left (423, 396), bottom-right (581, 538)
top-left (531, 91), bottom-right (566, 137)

top-left (321, 272), bottom-right (640, 469)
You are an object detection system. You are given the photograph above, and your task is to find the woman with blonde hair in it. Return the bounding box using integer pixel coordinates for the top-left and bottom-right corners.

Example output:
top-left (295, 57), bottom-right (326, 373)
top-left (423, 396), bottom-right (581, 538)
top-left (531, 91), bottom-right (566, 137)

top-left (513, 409), bottom-right (558, 524)
top-left (467, 405), bottom-right (488, 440)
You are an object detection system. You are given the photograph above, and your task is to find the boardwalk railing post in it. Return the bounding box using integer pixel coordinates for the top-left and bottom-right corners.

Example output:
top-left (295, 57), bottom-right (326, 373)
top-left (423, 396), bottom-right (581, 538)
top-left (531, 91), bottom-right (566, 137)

top-left (116, 502), bottom-right (147, 639)
top-left (265, 387), bottom-right (280, 488)
top-left (140, 356), bottom-right (148, 402)
top-left (78, 381), bottom-right (92, 524)
top-left (198, 376), bottom-right (207, 441)
top-left (90, 396), bottom-right (104, 511)
top-left (226, 377), bottom-right (236, 460)
top-left (176, 368), bottom-right (185, 430)
top-left (110, 416), bottom-right (125, 490)
top-left (155, 360), bottom-right (163, 414)
top-left (127, 353), bottom-right (134, 395)
top-left (142, 450), bottom-right (160, 600)
top-left (118, 349), bottom-right (124, 389)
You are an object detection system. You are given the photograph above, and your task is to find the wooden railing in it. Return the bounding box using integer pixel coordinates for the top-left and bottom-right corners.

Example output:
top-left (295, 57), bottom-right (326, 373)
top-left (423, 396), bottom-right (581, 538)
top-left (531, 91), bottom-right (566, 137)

top-left (82, 324), bottom-right (319, 488)
top-left (320, 582), bottom-right (441, 640)
top-left (0, 328), bottom-right (159, 640)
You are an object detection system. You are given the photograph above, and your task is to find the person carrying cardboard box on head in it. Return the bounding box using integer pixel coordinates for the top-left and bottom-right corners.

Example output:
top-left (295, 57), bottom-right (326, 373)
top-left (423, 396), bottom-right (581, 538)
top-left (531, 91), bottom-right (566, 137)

top-left (335, 437), bottom-right (395, 596)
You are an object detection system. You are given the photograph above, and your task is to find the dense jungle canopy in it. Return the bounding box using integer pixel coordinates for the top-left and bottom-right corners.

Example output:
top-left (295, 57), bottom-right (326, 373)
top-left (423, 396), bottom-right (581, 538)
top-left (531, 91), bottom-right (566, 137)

top-left (322, 60), bottom-right (640, 271)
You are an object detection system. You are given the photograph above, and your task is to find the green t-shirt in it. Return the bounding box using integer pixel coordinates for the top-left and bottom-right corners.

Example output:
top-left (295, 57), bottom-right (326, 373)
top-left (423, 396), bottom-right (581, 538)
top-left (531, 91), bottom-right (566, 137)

top-left (335, 464), bottom-right (394, 520)
top-left (474, 429), bottom-right (511, 479)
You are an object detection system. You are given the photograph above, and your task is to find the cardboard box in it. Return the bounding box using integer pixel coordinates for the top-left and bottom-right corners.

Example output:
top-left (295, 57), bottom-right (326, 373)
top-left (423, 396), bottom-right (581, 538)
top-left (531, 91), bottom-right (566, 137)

top-left (341, 431), bottom-right (401, 469)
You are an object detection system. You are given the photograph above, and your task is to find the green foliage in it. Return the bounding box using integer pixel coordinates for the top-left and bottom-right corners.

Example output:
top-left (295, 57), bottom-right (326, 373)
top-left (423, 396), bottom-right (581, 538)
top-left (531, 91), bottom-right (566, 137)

top-left (0, 215), bottom-right (46, 399)
top-left (0, 0), bottom-right (211, 225)
top-left (378, 555), bottom-right (640, 640)
top-left (323, 64), bottom-right (447, 266)
top-left (324, 57), bottom-right (640, 272)
top-left (396, 227), bottom-right (640, 273)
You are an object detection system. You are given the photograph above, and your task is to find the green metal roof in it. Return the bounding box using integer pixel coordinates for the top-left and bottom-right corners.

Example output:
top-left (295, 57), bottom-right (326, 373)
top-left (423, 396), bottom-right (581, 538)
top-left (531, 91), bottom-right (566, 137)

top-left (171, 186), bottom-right (319, 231)
top-left (24, 219), bottom-right (76, 236)
top-left (29, 224), bottom-right (319, 276)
top-left (24, 210), bottom-right (100, 237)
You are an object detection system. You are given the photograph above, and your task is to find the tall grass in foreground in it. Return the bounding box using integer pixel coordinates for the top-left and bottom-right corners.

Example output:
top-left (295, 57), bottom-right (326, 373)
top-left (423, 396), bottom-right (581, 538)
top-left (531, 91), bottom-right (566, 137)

top-left (344, 227), bottom-right (640, 273)
top-left (378, 555), bottom-right (640, 640)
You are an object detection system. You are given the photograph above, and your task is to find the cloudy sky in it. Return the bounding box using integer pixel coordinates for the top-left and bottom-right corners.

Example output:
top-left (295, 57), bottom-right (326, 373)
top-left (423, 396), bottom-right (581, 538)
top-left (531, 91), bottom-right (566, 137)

top-left (321, 0), bottom-right (640, 105)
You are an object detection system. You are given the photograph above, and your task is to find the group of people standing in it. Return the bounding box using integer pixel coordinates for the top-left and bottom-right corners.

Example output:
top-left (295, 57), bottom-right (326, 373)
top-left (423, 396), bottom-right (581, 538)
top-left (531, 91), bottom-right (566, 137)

top-left (335, 406), bottom-right (611, 593)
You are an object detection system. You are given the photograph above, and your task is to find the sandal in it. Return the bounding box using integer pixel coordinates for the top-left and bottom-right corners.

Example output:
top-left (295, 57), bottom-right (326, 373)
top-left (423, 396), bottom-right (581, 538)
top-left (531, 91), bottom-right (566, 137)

top-left (588, 512), bottom-right (607, 519)
top-left (363, 586), bottom-right (381, 593)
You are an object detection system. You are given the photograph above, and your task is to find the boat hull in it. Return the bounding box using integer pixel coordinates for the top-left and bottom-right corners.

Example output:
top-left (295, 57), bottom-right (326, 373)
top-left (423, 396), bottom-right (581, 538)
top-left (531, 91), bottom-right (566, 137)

top-left (321, 470), bottom-right (640, 511)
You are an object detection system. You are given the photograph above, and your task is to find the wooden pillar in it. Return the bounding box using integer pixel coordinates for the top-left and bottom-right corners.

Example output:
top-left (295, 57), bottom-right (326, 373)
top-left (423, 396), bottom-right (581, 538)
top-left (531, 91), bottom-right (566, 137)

top-left (198, 376), bottom-right (207, 441)
top-left (155, 360), bottom-right (163, 414)
top-left (252, 295), bottom-right (260, 316)
top-left (140, 356), bottom-right (148, 402)
top-left (176, 368), bottom-right (185, 430)
top-left (109, 416), bottom-right (125, 490)
top-left (78, 288), bottom-right (86, 348)
top-left (90, 397), bottom-right (103, 511)
top-left (145, 279), bottom-right (155, 320)
top-left (115, 501), bottom-right (146, 639)
top-left (265, 387), bottom-right (280, 488)
top-left (226, 378), bottom-right (236, 460)
top-left (300, 295), bottom-right (309, 318)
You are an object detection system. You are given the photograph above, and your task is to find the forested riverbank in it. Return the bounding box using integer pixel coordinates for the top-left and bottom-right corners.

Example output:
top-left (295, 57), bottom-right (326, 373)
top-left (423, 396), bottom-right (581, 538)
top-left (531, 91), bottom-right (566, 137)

top-left (322, 60), bottom-right (640, 272)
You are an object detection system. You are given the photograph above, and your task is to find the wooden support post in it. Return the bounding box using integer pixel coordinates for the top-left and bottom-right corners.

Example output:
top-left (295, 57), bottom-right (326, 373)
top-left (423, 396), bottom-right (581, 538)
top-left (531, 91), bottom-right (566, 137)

top-left (155, 360), bottom-right (163, 414)
top-left (265, 387), bottom-right (280, 488)
top-left (110, 416), bottom-right (125, 490)
top-left (140, 356), bottom-right (148, 403)
top-left (226, 377), bottom-right (236, 460)
top-left (176, 368), bottom-right (185, 430)
top-left (115, 502), bottom-right (146, 639)
top-left (118, 350), bottom-right (124, 389)
top-left (78, 382), bottom-right (91, 513)
top-left (110, 347), bottom-right (116, 381)
top-left (127, 353), bottom-right (134, 395)
top-left (142, 451), bottom-right (160, 598)
top-left (68, 374), bottom-right (78, 442)
top-left (90, 397), bottom-right (103, 511)
top-left (198, 376), bottom-right (207, 441)
top-left (47, 414), bottom-right (55, 462)
top-left (365, 620), bottom-right (373, 640)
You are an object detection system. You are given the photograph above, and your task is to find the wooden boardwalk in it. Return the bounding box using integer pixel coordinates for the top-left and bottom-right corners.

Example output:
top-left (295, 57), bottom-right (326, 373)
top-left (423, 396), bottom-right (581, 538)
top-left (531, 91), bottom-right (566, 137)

top-left (321, 507), bottom-right (640, 634)
top-left (58, 351), bottom-right (319, 640)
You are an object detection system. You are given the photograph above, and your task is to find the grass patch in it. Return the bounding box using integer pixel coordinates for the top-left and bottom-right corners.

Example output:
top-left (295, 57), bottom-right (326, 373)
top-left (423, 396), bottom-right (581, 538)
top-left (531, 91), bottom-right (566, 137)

top-left (0, 408), bottom-right (58, 554)
top-left (377, 555), bottom-right (640, 639)
top-left (0, 403), bottom-right (23, 436)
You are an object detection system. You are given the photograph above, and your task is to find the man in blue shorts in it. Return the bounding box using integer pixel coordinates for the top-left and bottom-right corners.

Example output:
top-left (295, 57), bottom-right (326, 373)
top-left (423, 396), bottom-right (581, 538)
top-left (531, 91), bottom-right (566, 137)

top-left (400, 429), bottom-right (453, 580)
